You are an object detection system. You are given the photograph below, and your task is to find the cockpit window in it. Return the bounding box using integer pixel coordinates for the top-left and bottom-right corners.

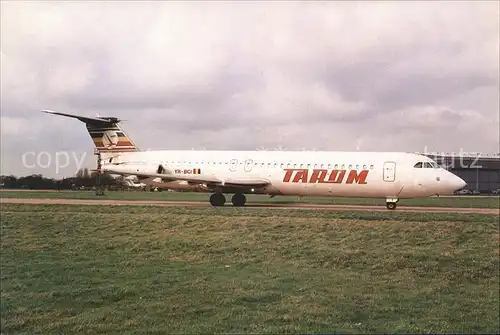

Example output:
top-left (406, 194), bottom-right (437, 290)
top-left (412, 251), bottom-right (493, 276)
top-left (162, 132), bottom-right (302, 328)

top-left (414, 161), bottom-right (438, 168)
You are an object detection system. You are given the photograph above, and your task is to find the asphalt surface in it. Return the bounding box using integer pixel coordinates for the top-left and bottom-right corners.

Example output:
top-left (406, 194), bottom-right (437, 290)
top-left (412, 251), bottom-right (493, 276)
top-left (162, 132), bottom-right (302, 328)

top-left (1, 197), bottom-right (498, 214)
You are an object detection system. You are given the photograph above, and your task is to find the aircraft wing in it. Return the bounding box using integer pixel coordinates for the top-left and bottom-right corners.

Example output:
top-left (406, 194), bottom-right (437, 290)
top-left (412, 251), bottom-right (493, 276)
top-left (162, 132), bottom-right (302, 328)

top-left (140, 173), bottom-right (270, 189)
top-left (103, 166), bottom-right (270, 188)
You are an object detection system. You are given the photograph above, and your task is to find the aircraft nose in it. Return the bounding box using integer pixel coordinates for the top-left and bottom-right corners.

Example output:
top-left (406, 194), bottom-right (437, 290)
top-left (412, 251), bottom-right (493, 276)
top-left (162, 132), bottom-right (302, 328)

top-left (459, 177), bottom-right (467, 189)
top-left (451, 173), bottom-right (467, 191)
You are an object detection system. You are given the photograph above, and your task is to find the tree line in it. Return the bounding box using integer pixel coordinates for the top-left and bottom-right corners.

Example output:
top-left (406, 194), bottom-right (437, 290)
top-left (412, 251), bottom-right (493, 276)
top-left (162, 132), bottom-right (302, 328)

top-left (0, 168), bottom-right (120, 190)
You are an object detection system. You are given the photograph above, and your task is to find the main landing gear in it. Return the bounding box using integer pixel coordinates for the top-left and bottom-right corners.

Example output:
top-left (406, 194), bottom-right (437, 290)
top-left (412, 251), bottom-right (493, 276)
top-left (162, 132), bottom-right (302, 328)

top-left (209, 192), bottom-right (246, 207)
top-left (386, 198), bottom-right (399, 210)
top-left (231, 193), bottom-right (246, 206)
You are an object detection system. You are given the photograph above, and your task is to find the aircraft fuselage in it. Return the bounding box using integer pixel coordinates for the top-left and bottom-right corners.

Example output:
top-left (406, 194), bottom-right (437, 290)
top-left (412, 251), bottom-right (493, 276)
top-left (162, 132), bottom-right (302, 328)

top-left (102, 150), bottom-right (466, 207)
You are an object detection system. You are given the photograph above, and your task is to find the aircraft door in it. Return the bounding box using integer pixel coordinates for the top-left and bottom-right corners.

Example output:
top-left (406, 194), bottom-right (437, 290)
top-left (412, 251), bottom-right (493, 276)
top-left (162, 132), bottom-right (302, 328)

top-left (229, 159), bottom-right (238, 172)
top-left (244, 159), bottom-right (253, 172)
top-left (383, 161), bottom-right (396, 182)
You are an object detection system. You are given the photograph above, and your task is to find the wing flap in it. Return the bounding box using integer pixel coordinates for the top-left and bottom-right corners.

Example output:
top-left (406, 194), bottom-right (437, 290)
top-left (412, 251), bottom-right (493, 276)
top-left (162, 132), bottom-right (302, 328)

top-left (223, 178), bottom-right (270, 188)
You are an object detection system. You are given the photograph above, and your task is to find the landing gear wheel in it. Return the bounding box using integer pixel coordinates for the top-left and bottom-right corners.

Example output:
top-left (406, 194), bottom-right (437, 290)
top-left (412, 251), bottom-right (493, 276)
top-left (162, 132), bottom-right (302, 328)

top-left (386, 202), bottom-right (397, 210)
top-left (231, 193), bottom-right (246, 206)
top-left (210, 193), bottom-right (226, 207)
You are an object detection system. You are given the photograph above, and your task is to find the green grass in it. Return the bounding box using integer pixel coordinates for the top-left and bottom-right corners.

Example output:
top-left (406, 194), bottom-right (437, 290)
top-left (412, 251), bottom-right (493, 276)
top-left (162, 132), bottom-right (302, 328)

top-left (1, 204), bottom-right (499, 333)
top-left (2, 189), bottom-right (499, 208)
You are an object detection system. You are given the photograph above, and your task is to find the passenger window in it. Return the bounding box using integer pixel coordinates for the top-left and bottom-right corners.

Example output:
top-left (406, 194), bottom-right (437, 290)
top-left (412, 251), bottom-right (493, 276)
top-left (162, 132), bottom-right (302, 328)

top-left (414, 162), bottom-right (423, 168)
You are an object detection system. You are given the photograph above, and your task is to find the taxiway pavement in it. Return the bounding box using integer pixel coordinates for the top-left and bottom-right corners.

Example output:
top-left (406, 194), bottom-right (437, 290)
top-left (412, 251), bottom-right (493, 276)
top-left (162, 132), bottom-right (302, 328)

top-left (1, 197), bottom-right (498, 214)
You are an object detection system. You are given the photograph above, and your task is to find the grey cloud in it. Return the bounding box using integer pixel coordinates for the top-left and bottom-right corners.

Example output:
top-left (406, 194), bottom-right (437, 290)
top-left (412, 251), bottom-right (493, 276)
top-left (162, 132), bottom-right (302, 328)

top-left (320, 63), bottom-right (497, 111)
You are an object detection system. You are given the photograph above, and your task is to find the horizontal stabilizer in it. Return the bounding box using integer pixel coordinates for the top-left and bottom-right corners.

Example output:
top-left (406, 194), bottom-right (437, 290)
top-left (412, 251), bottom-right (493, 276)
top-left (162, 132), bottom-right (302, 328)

top-left (42, 110), bottom-right (121, 125)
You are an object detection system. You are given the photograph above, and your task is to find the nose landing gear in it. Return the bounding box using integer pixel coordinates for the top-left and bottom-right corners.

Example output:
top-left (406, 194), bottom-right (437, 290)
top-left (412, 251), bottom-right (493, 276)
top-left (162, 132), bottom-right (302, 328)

top-left (386, 198), bottom-right (399, 210)
top-left (386, 202), bottom-right (397, 210)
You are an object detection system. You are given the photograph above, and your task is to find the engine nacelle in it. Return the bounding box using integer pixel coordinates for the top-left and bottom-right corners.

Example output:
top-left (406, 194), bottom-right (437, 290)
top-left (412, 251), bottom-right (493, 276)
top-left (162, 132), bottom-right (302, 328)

top-left (102, 163), bottom-right (168, 176)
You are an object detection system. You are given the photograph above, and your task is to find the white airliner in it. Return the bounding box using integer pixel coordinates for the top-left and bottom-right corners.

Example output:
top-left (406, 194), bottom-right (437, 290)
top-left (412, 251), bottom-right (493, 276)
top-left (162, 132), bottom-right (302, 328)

top-left (43, 110), bottom-right (467, 209)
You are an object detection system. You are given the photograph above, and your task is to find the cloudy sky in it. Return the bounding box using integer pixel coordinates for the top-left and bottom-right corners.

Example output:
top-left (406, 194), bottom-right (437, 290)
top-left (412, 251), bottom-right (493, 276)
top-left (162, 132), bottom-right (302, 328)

top-left (1, 1), bottom-right (499, 178)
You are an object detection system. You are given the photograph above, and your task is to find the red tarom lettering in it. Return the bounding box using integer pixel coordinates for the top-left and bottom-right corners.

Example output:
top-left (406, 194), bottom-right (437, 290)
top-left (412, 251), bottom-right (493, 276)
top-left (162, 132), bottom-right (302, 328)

top-left (282, 168), bottom-right (368, 184)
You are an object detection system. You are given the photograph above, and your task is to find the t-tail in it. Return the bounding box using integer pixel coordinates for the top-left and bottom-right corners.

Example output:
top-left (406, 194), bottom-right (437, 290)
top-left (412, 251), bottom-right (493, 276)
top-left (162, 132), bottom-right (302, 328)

top-left (42, 110), bottom-right (140, 157)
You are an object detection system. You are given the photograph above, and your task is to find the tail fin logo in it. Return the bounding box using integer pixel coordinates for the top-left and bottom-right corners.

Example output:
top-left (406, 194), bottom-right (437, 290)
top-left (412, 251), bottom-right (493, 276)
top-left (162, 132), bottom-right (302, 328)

top-left (102, 130), bottom-right (119, 149)
top-left (88, 125), bottom-right (138, 153)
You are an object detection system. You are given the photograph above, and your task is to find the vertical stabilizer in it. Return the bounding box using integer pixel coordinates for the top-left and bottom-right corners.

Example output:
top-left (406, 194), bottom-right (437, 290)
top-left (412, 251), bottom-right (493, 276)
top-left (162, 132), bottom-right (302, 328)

top-left (42, 110), bottom-right (140, 155)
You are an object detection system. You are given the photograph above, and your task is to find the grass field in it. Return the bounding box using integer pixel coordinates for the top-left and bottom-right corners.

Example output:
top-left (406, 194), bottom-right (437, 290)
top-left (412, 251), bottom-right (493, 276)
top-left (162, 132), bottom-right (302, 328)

top-left (1, 204), bottom-right (499, 333)
top-left (1, 189), bottom-right (499, 208)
